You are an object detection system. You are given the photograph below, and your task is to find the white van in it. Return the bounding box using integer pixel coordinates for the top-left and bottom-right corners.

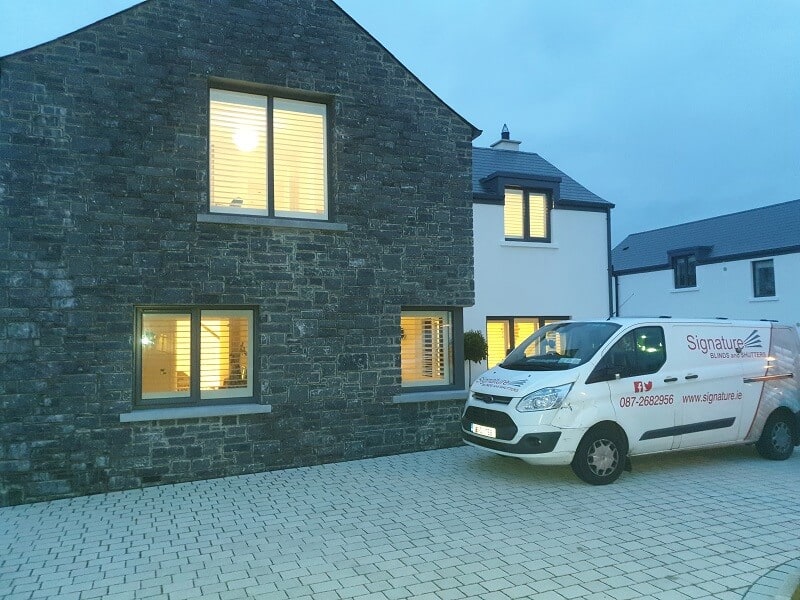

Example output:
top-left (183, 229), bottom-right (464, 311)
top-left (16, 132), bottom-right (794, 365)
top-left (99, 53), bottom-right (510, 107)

top-left (462, 318), bottom-right (800, 484)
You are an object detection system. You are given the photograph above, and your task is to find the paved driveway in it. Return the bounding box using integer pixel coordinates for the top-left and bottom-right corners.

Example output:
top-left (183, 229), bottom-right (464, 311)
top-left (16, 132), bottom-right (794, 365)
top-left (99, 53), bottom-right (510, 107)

top-left (1, 445), bottom-right (799, 600)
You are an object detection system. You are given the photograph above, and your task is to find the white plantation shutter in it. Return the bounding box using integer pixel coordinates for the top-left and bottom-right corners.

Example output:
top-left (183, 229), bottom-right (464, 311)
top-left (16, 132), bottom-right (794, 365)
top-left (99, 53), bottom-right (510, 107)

top-left (141, 313), bottom-right (191, 399)
top-left (273, 98), bottom-right (327, 219)
top-left (209, 90), bottom-right (268, 214)
top-left (486, 320), bottom-right (510, 367)
top-left (513, 318), bottom-right (538, 347)
top-left (199, 310), bottom-right (253, 400)
top-left (504, 188), bottom-right (524, 239)
top-left (400, 312), bottom-right (452, 387)
top-left (528, 193), bottom-right (548, 239)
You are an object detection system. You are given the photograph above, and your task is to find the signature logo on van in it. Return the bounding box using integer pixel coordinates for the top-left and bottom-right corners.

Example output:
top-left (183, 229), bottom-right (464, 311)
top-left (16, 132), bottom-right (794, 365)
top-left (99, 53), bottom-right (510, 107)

top-left (741, 330), bottom-right (762, 350)
top-left (476, 376), bottom-right (529, 392)
top-left (686, 329), bottom-right (763, 355)
top-left (633, 381), bottom-right (653, 393)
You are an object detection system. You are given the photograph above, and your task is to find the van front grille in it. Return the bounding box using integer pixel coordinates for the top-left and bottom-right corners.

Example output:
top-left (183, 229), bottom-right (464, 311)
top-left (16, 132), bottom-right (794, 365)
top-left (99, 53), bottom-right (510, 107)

top-left (472, 391), bottom-right (513, 405)
top-left (462, 406), bottom-right (517, 440)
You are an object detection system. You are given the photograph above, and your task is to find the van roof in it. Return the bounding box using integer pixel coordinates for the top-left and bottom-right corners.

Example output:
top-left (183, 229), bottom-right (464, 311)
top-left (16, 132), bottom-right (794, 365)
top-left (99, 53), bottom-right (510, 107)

top-left (576, 317), bottom-right (787, 328)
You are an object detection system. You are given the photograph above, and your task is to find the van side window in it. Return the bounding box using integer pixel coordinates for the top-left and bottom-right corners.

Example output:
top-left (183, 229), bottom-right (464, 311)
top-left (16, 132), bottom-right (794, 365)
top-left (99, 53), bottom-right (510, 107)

top-left (587, 326), bottom-right (666, 383)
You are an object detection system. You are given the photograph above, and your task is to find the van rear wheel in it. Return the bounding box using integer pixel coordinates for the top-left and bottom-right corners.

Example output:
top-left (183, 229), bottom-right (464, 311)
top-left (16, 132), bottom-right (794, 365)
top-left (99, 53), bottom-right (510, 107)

top-left (571, 426), bottom-right (627, 485)
top-left (756, 412), bottom-right (795, 461)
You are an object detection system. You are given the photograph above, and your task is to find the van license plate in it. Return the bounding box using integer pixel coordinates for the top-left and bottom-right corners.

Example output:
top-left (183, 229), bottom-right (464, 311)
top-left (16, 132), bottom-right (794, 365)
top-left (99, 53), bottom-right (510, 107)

top-left (471, 423), bottom-right (496, 438)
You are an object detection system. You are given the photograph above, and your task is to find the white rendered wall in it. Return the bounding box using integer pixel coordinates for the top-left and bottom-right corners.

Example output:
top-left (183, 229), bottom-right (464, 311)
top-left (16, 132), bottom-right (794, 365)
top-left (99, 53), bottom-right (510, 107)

top-left (616, 253), bottom-right (800, 327)
top-left (464, 204), bottom-right (611, 382)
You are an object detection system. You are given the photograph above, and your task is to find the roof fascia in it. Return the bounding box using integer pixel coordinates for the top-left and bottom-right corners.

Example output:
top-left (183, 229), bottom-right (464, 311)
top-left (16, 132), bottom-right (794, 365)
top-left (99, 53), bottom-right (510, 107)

top-left (613, 244), bottom-right (800, 276)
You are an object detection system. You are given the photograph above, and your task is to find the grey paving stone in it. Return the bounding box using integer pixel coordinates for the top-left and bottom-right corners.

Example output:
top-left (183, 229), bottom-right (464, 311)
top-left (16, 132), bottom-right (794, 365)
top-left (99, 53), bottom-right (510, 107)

top-left (1, 446), bottom-right (799, 600)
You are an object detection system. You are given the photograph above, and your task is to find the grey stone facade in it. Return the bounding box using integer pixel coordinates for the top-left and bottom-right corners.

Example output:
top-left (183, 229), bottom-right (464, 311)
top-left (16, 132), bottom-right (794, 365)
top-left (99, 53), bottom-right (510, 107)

top-left (0, 0), bottom-right (475, 505)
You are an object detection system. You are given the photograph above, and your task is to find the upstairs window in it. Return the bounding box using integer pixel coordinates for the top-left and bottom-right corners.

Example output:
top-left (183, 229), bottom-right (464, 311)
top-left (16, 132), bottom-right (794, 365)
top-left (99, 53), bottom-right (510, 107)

top-left (752, 259), bottom-right (775, 297)
top-left (136, 307), bottom-right (255, 406)
top-left (209, 89), bottom-right (328, 220)
top-left (673, 254), bottom-right (696, 289)
top-left (504, 188), bottom-right (550, 241)
top-left (400, 310), bottom-right (454, 388)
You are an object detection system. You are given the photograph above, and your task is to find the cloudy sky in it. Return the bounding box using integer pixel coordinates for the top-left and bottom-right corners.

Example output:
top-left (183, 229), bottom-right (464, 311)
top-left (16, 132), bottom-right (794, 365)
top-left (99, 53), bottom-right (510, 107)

top-left (1, 0), bottom-right (798, 243)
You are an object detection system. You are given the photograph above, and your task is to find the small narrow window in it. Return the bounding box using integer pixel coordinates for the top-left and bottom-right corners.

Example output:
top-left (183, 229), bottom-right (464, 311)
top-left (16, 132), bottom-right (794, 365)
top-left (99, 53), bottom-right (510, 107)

top-left (752, 259), bottom-right (775, 297)
top-left (137, 307), bottom-right (255, 406)
top-left (673, 255), bottom-right (696, 289)
top-left (401, 310), bottom-right (453, 388)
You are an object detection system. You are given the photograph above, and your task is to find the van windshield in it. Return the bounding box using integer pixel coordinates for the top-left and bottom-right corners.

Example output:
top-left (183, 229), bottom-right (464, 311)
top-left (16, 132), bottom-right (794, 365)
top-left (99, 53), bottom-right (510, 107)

top-left (501, 321), bottom-right (621, 371)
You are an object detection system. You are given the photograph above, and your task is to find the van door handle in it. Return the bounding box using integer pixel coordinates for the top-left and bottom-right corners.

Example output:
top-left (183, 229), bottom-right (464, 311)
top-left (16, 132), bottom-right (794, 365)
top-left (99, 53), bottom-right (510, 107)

top-left (664, 377), bottom-right (678, 383)
top-left (685, 374), bottom-right (699, 380)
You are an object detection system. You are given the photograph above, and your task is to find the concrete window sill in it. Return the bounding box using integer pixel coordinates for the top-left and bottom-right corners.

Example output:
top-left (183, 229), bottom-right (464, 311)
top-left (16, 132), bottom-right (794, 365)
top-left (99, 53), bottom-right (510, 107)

top-left (500, 241), bottom-right (559, 250)
top-left (120, 403), bottom-right (272, 423)
top-left (197, 213), bottom-right (347, 231)
top-left (392, 390), bottom-right (468, 404)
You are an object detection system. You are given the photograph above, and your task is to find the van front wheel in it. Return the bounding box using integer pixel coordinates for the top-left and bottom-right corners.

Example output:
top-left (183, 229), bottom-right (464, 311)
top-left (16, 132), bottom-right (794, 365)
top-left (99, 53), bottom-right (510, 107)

top-left (571, 426), bottom-right (627, 485)
top-left (756, 412), bottom-right (795, 461)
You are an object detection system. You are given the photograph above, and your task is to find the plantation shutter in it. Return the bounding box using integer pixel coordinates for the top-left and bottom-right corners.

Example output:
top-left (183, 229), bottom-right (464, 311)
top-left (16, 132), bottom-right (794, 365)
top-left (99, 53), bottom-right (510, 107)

top-left (199, 311), bottom-right (253, 400)
top-left (486, 320), bottom-right (510, 367)
top-left (273, 98), bottom-right (327, 219)
top-left (400, 312), bottom-right (452, 387)
top-left (528, 193), bottom-right (548, 238)
top-left (513, 318), bottom-right (538, 347)
top-left (504, 188), bottom-right (524, 239)
top-left (209, 90), bottom-right (268, 213)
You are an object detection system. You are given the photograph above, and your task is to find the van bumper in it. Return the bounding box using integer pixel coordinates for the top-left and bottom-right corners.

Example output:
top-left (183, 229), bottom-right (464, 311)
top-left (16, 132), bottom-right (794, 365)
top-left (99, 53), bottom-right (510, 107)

top-left (462, 425), bottom-right (586, 466)
top-left (462, 430), bottom-right (562, 454)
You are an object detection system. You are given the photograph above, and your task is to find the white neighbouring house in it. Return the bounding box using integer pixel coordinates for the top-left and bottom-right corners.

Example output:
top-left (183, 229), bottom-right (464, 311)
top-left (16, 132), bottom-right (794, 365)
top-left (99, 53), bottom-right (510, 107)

top-left (612, 199), bottom-right (800, 327)
top-left (464, 127), bottom-right (615, 383)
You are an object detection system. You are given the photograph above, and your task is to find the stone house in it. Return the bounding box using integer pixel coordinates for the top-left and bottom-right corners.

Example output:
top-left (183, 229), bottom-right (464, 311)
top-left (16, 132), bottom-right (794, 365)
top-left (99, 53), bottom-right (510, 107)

top-left (0, 0), bottom-right (478, 505)
top-left (612, 199), bottom-right (800, 326)
top-left (464, 127), bottom-right (615, 381)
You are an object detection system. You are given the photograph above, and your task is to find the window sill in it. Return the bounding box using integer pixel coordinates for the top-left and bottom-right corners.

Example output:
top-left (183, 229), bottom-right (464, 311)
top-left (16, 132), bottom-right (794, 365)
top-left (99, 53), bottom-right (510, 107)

top-left (670, 287), bottom-right (699, 294)
top-left (198, 213), bottom-right (347, 231)
top-left (120, 403), bottom-right (272, 423)
top-left (392, 390), bottom-right (468, 404)
top-left (750, 296), bottom-right (779, 303)
top-left (501, 241), bottom-right (558, 250)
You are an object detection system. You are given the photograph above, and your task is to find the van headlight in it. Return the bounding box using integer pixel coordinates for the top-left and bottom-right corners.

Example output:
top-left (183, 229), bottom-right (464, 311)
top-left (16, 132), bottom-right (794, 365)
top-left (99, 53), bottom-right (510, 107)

top-left (516, 384), bottom-right (573, 412)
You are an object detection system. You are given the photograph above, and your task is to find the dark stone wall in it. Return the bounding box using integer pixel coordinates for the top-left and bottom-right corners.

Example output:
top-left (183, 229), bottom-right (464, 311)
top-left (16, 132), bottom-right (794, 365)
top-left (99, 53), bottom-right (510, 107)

top-left (0, 0), bottom-right (474, 505)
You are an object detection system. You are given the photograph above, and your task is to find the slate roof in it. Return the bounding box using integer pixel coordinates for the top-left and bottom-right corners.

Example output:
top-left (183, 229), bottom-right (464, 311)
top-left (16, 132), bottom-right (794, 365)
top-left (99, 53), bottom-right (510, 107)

top-left (612, 199), bottom-right (800, 274)
top-left (472, 146), bottom-right (612, 208)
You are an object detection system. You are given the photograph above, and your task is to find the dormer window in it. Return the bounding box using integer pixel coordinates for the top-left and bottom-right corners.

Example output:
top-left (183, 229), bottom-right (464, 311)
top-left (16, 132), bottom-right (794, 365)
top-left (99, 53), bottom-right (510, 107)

top-left (504, 188), bottom-right (550, 242)
top-left (673, 254), bottom-right (697, 289)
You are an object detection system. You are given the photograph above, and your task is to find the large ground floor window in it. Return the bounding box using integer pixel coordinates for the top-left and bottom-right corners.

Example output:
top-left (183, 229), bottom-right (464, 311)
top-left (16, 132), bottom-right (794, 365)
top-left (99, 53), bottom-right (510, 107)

top-left (400, 308), bottom-right (464, 389)
top-left (136, 306), bottom-right (255, 406)
top-left (486, 315), bottom-right (569, 367)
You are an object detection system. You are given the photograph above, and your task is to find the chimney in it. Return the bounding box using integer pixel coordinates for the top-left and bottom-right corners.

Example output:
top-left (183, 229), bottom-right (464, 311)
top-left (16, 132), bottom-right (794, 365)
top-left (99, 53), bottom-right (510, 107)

top-left (490, 124), bottom-right (521, 151)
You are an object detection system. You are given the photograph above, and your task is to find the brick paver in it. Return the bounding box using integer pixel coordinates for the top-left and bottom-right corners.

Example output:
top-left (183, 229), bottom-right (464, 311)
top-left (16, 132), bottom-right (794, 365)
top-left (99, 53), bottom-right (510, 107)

top-left (1, 445), bottom-right (799, 599)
